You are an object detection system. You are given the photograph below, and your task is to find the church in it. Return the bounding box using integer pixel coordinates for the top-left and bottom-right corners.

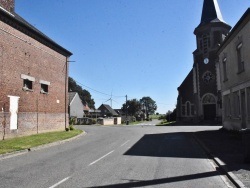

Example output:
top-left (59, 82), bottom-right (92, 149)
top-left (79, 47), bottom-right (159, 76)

top-left (176, 0), bottom-right (231, 124)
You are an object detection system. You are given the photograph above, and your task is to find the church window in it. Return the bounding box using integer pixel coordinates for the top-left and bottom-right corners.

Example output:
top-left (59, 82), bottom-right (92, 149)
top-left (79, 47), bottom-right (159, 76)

top-left (203, 94), bottom-right (216, 104)
top-left (237, 43), bottom-right (244, 73)
top-left (202, 33), bottom-right (210, 54)
top-left (186, 102), bottom-right (190, 116)
top-left (222, 57), bottom-right (228, 81)
top-left (199, 38), bottom-right (203, 51)
top-left (213, 31), bottom-right (221, 46)
top-left (202, 71), bottom-right (214, 84)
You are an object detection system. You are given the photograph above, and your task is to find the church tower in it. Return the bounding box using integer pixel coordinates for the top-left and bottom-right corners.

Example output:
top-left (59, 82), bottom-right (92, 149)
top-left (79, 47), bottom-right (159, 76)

top-left (177, 0), bottom-right (231, 123)
top-left (0, 0), bottom-right (15, 13)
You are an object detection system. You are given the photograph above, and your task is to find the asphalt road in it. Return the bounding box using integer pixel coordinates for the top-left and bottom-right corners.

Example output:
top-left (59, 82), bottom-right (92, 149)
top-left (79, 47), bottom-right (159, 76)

top-left (0, 121), bottom-right (234, 188)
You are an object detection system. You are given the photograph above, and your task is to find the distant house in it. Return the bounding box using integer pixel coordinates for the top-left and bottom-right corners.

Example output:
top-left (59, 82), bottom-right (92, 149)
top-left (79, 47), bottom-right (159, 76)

top-left (114, 109), bottom-right (125, 116)
top-left (98, 104), bottom-right (118, 117)
top-left (0, 0), bottom-right (72, 138)
top-left (68, 92), bottom-right (84, 118)
top-left (217, 8), bottom-right (250, 130)
top-left (83, 103), bottom-right (90, 116)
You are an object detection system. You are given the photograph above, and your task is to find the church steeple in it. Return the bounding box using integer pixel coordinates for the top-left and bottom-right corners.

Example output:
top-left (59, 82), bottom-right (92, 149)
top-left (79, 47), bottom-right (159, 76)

top-left (199, 0), bottom-right (224, 27)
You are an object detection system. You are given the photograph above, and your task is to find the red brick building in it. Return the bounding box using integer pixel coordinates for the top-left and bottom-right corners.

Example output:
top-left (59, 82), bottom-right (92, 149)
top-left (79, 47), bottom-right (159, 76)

top-left (0, 0), bottom-right (72, 138)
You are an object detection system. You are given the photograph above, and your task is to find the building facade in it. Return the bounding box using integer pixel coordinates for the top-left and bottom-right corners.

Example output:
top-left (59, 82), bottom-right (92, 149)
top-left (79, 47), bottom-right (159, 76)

top-left (0, 0), bottom-right (72, 138)
top-left (217, 9), bottom-right (250, 130)
top-left (68, 92), bottom-right (84, 119)
top-left (177, 0), bottom-right (231, 124)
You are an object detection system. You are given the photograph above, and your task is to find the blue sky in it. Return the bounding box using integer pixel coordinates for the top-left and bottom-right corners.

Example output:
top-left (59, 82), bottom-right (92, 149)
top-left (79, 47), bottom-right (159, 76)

top-left (16, 0), bottom-right (249, 114)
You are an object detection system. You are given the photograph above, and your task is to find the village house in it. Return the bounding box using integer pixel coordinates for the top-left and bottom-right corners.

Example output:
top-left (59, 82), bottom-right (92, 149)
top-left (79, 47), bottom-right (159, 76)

top-left (68, 92), bottom-right (84, 119)
top-left (0, 0), bottom-right (72, 138)
top-left (217, 8), bottom-right (250, 130)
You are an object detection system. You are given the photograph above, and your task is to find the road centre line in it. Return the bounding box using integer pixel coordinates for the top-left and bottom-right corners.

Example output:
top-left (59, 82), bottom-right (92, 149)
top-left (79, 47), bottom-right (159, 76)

top-left (89, 150), bottom-right (114, 166)
top-left (120, 140), bottom-right (130, 147)
top-left (49, 176), bottom-right (71, 188)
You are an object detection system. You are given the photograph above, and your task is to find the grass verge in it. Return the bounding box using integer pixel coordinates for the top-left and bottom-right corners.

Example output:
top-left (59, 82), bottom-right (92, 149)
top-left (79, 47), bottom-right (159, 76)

top-left (0, 129), bottom-right (83, 155)
top-left (156, 121), bottom-right (176, 126)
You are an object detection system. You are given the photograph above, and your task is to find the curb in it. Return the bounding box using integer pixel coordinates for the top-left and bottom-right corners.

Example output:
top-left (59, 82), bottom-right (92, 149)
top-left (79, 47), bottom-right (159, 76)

top-left (193, 133), bottom-right (246, 188)
top-left (0, 131), bottom-right (86, 161)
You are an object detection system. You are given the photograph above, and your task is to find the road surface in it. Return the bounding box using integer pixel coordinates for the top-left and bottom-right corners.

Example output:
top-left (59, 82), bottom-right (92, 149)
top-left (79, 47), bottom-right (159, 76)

top-left (0, 121), bottom-right (234, 188)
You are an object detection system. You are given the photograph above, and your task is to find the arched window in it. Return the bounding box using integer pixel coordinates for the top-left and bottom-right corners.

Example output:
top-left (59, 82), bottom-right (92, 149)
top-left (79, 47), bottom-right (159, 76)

top-left (202, 94), bottom-right (216, 104)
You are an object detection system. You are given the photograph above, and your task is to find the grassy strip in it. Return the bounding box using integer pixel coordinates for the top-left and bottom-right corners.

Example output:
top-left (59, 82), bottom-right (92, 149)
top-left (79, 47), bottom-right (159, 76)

top-left (0, 129), bottom-right (83, 155)
top-left (156, 121), bottom-right (176, 126)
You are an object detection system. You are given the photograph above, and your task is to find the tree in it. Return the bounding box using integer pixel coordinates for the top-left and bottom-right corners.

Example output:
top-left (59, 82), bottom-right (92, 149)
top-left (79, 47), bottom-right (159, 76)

top-left (140, 97), bottom-right (157, 118)
top-left (68, 77), bottom-right (95, 109)
top-left (121, 99), bottom-right (141, 116)
top-left (166, 108), bottom-right (176, 122)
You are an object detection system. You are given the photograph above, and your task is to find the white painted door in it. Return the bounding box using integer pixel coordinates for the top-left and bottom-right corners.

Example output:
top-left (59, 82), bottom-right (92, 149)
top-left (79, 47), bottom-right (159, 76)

top-left (8, 96), bottom-right (20, 130)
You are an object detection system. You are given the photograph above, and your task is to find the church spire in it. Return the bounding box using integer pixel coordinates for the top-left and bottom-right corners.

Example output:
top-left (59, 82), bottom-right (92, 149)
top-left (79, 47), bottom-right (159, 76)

top-left (199, 0), bottom-right (224, 26)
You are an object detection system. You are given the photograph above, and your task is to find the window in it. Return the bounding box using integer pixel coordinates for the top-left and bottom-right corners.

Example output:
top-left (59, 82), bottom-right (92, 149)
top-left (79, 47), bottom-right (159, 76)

top-left (186, 102), bottom-right (190, 116)
top-left (213, 31), bottom-right (221, 46)
top-left (222, 57), bottom-right (228, 81)
top-left (23, 79), bottom-right (32, 90)
top-left (224, 95), bottom-right (231, 118)
top-left (232, 92), bottom-right (240, 118)
top-left (41, 84), bottom-right (48, 93)
top-left (39, 80), bottom-right (50, 94)
top-left (202, 71), bottom-right (214, 84)
top-left (247, 88), bottom-right (250, 118)
top-left (21, 74), bottom-right (35, 91)
top-left (237, 43), bottom-right (244, 73)
top-left (202, 33), bottom-right (210, 54)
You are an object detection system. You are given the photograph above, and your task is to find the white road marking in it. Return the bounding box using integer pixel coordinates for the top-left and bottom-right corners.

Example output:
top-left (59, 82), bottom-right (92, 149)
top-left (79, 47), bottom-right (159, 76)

top-left (120, 140), bottom-right (130, 147)
top-left (49, 176), bottom-right (70, 188)
top-left (89, 150), bottom-right (114, 166)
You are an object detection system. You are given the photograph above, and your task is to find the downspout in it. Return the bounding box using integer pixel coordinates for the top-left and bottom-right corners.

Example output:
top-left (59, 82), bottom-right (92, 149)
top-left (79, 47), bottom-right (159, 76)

top-left (65, 57), bottom-right (68, 130)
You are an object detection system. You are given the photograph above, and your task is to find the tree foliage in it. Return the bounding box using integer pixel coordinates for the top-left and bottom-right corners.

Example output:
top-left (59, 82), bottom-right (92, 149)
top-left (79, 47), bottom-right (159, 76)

top-left (140, 96), bottom-right (157, 118)
top-left (121, 99), bottom-right (141, 116)
top-left (68, 77), bottom-right (95, 109)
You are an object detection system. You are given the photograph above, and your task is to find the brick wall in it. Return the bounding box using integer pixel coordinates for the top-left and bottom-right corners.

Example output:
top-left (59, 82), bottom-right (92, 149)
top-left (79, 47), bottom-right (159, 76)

top-left (0, 0), bottom-right (14, 13)
top-left (0, 18), bottom-right (69, 137)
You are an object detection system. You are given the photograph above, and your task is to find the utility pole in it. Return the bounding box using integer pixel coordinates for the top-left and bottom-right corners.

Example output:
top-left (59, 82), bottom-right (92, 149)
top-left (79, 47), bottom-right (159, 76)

top-left (125, 95), bottom-right (128, 125)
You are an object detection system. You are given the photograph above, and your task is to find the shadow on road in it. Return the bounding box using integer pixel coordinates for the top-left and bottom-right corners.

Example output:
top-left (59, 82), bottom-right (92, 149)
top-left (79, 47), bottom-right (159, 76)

top-left (124, 132), bottom-right (206, 158)
top-left (87, 170), bottom-right (219, 188)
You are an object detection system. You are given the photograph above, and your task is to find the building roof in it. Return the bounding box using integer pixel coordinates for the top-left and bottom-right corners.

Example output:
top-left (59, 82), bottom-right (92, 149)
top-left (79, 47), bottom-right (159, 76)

top-left (98, 104), bottom-right (119, 116)
top-left (0, 6), bottom-right (72, 56)
top-left (68, 92), bottom-right (77, 105)
top-left (217, 8), bottom-right (250, 54)
top-left (198, 0), bottom-right (225, 27)
top-left (83, 104), bottom-right (90, 111)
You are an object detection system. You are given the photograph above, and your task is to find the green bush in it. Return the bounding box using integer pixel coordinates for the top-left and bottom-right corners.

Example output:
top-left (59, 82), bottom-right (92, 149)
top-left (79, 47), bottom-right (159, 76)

top-left (69, 118), bottom-right (76, 125)
top-left (92, 119), bottom-right (96, 124)
top-left (69, 125), bottom-right (75, 130)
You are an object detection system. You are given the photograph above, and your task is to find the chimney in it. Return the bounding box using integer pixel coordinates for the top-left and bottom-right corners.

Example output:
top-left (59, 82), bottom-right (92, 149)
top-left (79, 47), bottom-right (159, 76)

top-left (0, 0), bottom-right (15, 13)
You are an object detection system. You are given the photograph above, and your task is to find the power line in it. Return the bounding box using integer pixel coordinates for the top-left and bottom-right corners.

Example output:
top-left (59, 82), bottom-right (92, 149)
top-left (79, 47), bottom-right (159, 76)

top-left (75, 80), bottom-right (125, 98)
